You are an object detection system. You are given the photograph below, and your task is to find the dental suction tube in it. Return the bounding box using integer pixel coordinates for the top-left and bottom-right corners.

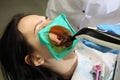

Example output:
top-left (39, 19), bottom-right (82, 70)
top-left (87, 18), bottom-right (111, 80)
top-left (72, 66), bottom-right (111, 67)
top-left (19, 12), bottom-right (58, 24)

top-left (72, 28), bottom-right (120, 50)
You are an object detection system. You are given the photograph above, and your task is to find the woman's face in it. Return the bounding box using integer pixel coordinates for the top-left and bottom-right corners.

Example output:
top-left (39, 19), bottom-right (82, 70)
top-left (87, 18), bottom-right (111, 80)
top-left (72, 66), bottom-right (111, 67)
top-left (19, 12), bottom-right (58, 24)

top-left (18, 15), bottom-right (53, 59)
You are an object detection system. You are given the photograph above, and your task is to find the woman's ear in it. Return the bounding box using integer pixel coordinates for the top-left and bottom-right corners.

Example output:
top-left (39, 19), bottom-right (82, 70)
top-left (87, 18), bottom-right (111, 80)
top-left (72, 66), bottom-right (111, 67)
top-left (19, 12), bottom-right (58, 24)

top-left (25, 54), bottom-right (45, 66)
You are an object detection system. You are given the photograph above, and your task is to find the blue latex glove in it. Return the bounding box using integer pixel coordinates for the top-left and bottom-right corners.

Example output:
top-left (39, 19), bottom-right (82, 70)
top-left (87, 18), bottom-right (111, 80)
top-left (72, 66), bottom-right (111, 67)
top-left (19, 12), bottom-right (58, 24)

top-left (97, 24), bottom-right (120, 35)
top-left (81, 24), bottom-right (120, 54)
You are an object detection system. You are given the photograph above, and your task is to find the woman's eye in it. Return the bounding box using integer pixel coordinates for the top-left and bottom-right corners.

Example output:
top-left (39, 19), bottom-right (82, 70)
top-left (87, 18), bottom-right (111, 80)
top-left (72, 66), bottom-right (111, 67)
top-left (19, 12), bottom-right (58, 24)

top-left (45, 16), bottom-right (48, 20)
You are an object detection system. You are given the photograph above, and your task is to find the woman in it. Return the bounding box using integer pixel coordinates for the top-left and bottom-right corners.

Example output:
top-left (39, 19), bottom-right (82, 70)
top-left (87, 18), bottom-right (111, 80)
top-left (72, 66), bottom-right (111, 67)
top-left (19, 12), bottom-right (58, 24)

top-left (0, 14), bottom-right (66, 80)
top-left (0, 13), bottom-right (117, 80)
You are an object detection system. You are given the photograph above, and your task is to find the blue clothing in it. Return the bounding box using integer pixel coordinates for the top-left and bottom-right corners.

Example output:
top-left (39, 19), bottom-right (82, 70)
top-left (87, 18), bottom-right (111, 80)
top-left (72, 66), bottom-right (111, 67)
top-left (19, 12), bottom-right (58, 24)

top-left (81, 24), bottom-right (120, 54)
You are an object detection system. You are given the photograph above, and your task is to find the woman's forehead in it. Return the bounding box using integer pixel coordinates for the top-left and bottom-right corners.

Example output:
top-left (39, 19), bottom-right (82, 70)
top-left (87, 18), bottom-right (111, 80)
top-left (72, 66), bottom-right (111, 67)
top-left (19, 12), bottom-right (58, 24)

top-left (18, 15), bottom-right (44, 32)
top-left (19, 15), bottom-right (45, 24)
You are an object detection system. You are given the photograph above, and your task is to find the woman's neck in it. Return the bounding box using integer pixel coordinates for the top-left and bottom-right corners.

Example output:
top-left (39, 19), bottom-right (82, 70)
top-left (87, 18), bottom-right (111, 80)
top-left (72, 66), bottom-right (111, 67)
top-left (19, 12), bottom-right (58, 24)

top-left (61, 52), bottom-right (78, 80)
top-left (63, 59), bottom-right (78, 80)
top-left (46, 51), bottom-right (78, 80)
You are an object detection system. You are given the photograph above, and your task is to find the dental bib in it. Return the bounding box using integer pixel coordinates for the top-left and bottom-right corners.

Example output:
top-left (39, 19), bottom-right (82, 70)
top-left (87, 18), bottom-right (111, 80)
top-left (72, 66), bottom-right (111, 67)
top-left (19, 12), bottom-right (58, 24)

top-left (38, 14), bottom-right (79, 60)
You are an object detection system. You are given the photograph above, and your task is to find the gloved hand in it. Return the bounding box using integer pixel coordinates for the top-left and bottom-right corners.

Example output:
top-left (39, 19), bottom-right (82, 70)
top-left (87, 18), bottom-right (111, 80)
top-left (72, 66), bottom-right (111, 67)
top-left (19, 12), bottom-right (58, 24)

top-left (81, 24), bottom-right (120, 54)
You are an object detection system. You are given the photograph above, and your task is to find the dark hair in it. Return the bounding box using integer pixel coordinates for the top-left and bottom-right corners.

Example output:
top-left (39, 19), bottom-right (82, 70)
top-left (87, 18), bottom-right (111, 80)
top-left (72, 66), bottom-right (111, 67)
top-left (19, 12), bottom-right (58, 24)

top-left (0, 13), bottom-right (65, 80)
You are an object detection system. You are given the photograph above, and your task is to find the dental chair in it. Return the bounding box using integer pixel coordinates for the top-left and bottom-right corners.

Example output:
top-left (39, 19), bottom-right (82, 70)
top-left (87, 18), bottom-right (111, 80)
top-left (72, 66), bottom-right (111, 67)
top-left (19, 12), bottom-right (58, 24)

top-left (113, 54), bottom-right (120, 80)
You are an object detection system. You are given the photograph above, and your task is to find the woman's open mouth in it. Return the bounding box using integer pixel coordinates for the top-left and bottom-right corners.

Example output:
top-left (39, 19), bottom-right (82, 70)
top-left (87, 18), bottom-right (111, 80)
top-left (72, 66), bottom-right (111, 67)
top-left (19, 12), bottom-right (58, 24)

top-left (49, 25), bottom-right (73, 47)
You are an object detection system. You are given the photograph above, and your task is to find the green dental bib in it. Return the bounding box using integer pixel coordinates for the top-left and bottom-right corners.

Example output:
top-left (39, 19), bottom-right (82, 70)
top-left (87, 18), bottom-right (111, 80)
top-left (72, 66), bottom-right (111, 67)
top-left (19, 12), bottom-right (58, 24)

top-left (38, 14), bottom-right (78, 60)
